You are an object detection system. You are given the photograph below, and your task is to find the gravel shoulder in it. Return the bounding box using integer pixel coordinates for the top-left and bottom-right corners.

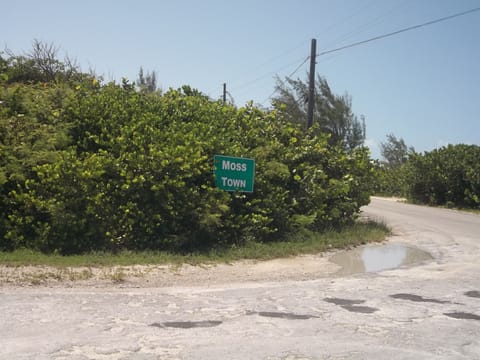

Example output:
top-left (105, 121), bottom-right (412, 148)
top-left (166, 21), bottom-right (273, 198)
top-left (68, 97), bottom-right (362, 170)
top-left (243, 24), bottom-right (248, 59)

top-left (0, 252), bottom-right (342, 289)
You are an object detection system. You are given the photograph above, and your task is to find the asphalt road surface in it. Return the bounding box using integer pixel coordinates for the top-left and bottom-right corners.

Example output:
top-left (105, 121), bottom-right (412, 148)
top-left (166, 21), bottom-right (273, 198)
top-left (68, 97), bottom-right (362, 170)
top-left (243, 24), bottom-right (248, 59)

top-left (1, 197), bottom-right (480, 360)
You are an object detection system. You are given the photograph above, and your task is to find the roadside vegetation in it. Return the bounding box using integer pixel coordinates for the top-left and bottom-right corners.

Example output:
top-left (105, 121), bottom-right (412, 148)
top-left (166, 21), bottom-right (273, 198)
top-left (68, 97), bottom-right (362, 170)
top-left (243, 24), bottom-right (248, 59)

top-left (0, 221), bottom-right (389, 267)
top-left (2, 41), bottom-right (477, 272)
top-left (1, 40), bottom-right (383, 263)
top-left (374, 134), bottom-right (480, 211)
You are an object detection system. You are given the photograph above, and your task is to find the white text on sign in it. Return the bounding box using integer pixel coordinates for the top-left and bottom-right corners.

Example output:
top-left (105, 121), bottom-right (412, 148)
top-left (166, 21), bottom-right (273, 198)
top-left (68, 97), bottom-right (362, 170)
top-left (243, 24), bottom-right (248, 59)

top-left (222, 160), bottom-right (247, 172)
top-left (221, 177), bottom-right (247, 188)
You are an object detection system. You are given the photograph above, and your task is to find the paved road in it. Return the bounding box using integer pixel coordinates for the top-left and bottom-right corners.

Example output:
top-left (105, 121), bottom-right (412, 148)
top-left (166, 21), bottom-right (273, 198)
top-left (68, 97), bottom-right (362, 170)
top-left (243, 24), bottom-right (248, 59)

top-left (1, 198), bottom-right (480, 360)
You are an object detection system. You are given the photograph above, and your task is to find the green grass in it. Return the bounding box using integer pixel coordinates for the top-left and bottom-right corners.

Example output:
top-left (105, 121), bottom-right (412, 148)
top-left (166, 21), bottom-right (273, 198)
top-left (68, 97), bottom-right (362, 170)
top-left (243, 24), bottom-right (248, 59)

top-left (442, 204), bottom-right (480, 215)
top-left (463, 208), bottom-right (480, 215)
top-left (0, 221), bottom-right (390, 268)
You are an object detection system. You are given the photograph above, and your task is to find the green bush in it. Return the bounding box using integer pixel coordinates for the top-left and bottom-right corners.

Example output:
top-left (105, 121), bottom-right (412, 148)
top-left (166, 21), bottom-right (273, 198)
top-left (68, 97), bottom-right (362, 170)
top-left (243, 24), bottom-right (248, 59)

top-left (1, 75), bottom-right (374, 254)
top-left (373, 163), bottom-right (408, 197)
top-left (405, 144), bottom-right (480, 208)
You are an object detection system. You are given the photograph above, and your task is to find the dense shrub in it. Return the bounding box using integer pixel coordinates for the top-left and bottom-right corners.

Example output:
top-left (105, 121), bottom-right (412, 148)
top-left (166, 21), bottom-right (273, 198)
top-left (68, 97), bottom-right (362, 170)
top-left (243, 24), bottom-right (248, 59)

top-left (373, 163), bottom-right (408, 197)
top-left (1, 72), bottom-right (374, 254)
top-left (405, 144), bottom-right (480, 208)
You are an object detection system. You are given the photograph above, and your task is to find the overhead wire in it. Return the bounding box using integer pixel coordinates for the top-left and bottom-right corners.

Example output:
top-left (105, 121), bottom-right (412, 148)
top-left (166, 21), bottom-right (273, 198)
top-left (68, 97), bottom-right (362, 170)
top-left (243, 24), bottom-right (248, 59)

top-left (218, 0), bottom-right (385, 99)
top-left (316, 6), bottom-right (480, 58)
top-left (261, 5), bottom-right (480, 105)
top-left (231, 55), bottom-right (309, 94)
top-left (260, 56), bottom-right (311, 105)
top-left (206, 54), bottom-right (309, 100)
top-left (235, 0), bottom-right (412, 104)
top-left (216, 5), bottom-right (480, 105)
top-left (315, 0), bottom-right (412, 55)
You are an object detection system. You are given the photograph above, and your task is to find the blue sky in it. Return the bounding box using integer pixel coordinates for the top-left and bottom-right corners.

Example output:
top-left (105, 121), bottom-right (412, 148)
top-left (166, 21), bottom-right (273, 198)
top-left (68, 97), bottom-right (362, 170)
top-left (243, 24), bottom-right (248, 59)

top-left (2, 0), bottom-right (479, 158)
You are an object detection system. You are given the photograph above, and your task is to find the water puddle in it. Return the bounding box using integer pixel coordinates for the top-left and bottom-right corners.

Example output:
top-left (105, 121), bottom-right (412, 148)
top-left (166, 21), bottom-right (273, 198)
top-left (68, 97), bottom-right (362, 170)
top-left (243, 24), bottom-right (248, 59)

top-left (150, 320), bottom-right (222, 329)
top-left (465, 290), bottom-right (480, 298)
top-left (390, 293), bottom-right (450, 304)
top-left (444, 312), bottom-right (480, 321)
top-left (247, 311), bottom-right (318, 320)
top-left (324, 298), bottom-right (364, 306)
top-left (324, 298), bottom-right (378, 314)
top-left (330, 243), bottom-right (432, 275)
top-left (341, 305), bottom-right (378, 313)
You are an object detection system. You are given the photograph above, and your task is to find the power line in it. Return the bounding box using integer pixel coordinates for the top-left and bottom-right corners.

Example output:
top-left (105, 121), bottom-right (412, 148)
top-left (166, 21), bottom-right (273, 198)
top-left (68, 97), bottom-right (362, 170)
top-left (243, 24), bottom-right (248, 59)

top-left (213, 1), bottom-right (408, 101)
top-left (286, 56), bottom-right (310, 79)
top-left (223, 0), bottom-right (379, 93)
top-left (260, 56), bottom-right (310, 105)
top-left (229, 6), bottom-right (480, 105)
top-left (317, 6), bottom-right (480, 57)
top-left (316, 0), bottom-right (412, 55)
top-left (262, 6), bottom-right (480, 106)
top-left (219, 1), bottom-right (391, 98)
top-left (230, 55), bottom-right (309, 96)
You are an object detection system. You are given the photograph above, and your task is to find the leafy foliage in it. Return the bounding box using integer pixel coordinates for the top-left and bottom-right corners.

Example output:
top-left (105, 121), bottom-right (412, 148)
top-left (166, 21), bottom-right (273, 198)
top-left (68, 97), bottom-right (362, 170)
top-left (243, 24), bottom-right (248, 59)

top-left (374, 136), bottom-right (480, 209)
top-left (1, 40), bottom-right (84, 84)
top-left (380, 133), bottom-right (414, 168)
top-left (1, 45), bottom-right (374, 254)
top-left (272, 75), bottom-right (366, 150)
top-left (373, 162), bottom-right (408, 197)
top-left (136, 67), bottom-right (159, 94)
top-left (374, 133), bottom-right (414, 196)
top-left (405, 144), bottom-right (480, 208)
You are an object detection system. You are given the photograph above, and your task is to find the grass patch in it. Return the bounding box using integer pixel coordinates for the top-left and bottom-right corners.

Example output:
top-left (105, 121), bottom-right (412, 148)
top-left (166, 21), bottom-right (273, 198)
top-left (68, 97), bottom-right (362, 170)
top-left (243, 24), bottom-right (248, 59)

top-left (0, 221), bottom-right (390, 267)
top-left (462, 208), bottom-right (480, 215)
top-left (444, 206), bottom-right (480, 215)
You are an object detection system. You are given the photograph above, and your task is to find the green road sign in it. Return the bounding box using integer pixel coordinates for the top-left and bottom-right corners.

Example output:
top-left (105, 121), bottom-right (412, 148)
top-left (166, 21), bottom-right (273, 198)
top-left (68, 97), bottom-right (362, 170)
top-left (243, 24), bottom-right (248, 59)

top-left (214, 155), bottom-right (255, 192)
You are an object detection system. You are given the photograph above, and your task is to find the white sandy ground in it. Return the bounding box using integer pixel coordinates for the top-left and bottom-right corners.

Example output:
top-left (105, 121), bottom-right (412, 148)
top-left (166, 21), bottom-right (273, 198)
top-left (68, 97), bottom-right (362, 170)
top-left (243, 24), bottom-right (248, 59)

top-left (0, 252), bottom-right (342, 289)
top-left (1, 197), bottom-right (479, 360)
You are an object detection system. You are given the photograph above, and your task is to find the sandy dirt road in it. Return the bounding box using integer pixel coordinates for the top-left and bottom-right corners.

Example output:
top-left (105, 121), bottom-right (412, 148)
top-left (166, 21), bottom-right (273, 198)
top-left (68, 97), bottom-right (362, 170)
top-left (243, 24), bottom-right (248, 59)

top-left (1, 197), bottom-right (479, 359)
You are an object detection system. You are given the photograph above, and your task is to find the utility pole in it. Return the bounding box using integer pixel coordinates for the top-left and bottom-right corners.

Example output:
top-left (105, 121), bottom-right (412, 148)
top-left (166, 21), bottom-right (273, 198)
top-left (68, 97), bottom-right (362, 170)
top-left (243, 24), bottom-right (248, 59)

top-left (307, 38), bottom-right (316, 129)
top-left (223, 83), bottom-right (227, 103)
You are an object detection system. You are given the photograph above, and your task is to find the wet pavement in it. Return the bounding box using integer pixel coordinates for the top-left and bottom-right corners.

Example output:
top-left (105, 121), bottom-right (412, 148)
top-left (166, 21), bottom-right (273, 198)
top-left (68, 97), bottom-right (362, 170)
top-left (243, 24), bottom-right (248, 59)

top-left (151, 320), bottom-right (223, 329)
top-left (248, 310), bottom-right (319, 320)
top-left (324, 297), bottom-right (379, 313)
top-left (465, 290), bottom-right (480, 298)
top-left (390, 293), bottom-right (451, 304)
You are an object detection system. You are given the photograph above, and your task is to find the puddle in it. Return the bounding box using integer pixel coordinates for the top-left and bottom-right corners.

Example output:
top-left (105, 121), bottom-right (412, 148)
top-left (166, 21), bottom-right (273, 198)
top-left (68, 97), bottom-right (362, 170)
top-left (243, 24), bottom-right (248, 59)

top-left (444, 312), bottom-right (480, 321)
top-left (323, 298), bottom-right (378, 314)
top-left (324, 298), bottom-right (365, 306)
top-left (342, 305), bottom-right (378, 313)
top-left (465, 290), bottom-right (480, 298)
top-left (150, 320), bottom-right (222, 329)
top-left (330, 243), bottom-right (432, 275)
top-left (248, 311), bottom-right (318, 320)
top-left (390, 293), bottom-right (450, 304)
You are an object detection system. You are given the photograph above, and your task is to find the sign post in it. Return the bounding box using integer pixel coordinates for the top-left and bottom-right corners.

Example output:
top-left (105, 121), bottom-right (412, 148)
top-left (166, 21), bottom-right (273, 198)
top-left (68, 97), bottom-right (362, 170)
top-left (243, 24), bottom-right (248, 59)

top-left (214, 155), bottom-right (255, 192)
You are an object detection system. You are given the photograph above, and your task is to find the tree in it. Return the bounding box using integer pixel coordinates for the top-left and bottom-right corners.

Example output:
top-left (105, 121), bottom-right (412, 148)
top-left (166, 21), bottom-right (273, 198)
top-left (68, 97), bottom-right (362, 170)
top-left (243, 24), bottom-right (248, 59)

top-left (1, 40), bottom-right (82, 84)
top-left (136, 66), bottom-right (158, 94)
top-left (380, 133), bottom-right (414, 167)
top-left (272, 75), bottom-right (366, 150)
